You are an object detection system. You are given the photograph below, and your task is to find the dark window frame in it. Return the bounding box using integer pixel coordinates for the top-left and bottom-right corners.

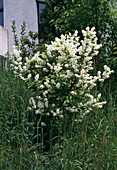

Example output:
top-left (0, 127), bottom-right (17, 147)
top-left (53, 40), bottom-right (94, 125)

top-left (37, 0), bottom-right (46, 40)
top-left (0, 0), bottom-right (4, 27)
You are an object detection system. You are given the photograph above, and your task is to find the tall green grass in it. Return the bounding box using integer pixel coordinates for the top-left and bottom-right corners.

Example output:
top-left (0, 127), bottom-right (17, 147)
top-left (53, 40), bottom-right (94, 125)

top-left (0, 62), bottom-right (117, 169)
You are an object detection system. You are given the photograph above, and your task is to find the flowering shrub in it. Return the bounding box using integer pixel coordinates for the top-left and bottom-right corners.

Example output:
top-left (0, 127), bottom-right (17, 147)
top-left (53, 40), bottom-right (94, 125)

top-left (10, 27), bottom-right (114, 121)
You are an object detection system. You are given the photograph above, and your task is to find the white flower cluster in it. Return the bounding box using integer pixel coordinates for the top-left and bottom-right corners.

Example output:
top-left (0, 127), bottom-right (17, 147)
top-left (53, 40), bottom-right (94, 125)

top-left (10, 46), bottom-right (23, 77)
top-left (10, 27), bottom-right (114, 120)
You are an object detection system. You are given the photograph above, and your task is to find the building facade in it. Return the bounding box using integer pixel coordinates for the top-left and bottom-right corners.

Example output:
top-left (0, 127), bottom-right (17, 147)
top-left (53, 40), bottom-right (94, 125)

top-left (0, 0), bottom-right (45, 57)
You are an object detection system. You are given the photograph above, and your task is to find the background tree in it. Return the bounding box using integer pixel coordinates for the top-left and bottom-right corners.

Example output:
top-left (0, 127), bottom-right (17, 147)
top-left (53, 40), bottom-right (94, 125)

top-left (40, 0), bottom-right (117, 69)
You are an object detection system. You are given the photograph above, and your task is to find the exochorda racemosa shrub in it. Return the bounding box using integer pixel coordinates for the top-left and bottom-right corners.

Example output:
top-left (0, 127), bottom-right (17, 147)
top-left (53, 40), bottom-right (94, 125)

top-left (10, 27), bottom-right (114, 123)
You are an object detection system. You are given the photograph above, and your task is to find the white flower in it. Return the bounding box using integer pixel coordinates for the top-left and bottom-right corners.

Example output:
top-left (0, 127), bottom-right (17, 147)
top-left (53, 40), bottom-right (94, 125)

top-left (97, 93), bottom-right (101, 99)
top-left (44, 98), bottom-right (48, 101)
top-left (71, 91), bottom-right (77, 95)
top-left (14, 66), bottom-right (18, 70)
top-left (56, 82), bottom-right (60, 89)
top-left (51, 79), bottom-right (56, 84)
top-left (35, 109), bottom-right (41, 114)
top-left (97, 71), bottom-right (101, 78)
top-left (17, 57), bottom-right (22, 62)
top-left (35, 74), bottom-right (39, 81)
top-left (93, 101), bottom-right (107, 108)
top-left (27, 73), bottom-right (32, 79)
top-left (54, 63), bottom-right (62, 74)
top-left (43, 68), bottom-right (48, 72)
top-left (45, 101), bottom-right (48, 108)
top-left (52, 104), bottom-right (55, 107)
top-left (86, 26), bottom-right (90, 31)
top-left (65, 64), bottom-right (69, 68)
top-left (29, 97), bottom-right (36, 109)
top-left (93, 99), bottom-right (97, 103)
top-left (47, 62), bottom-right (53, 69)
top-left (82, 30), bottom-right (86, 36)
top-left (56, 109), bottom-right (60, 114)
top-left (91, 27), bottom-right (95, 31)
top-left (44, 82), bottom-right (51, 88)
top-left (84, 84), bottom-right (88, 89)
top-left (23, 66), bottom-right (27, 71)
top-left (47, 113), bottom-right (50, 116)
top-left (36, 96), bottom-right (41, 99)
top-left (27, 107), bottom-right (32, 111)
top-left (66, 70), bottom-right (73, 78)
top-left (41, 122), bottom-right (46, 126)
top-left (53, 112), bottom-right (57, 116)
top-left (38, 101), bottom-right (44, 109)
top-left (59, 115), bottom-right (64, 118)
top-left (35, 65), bottom-right (40, 68)
top-left (14, 61), bottom-right (18, 65)
top-left (74, 30), bottom-right (78, 36)
top-left (40, 85), bottom-right (44, 89)
top-left (10, 64), bottom-right (14, 68)
top-left (85, 93), bottom-right (94, 101)
top-left (43, 90), bottom-right (48, 97)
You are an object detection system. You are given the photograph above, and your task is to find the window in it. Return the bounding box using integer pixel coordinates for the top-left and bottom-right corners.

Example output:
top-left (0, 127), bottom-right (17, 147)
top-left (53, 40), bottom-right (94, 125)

top-left (37, 0), bottom-right (46, 40)
top-left (37, 0), bottom-right (46, 25)
top-left (0, 0), bottom-right (3, 26)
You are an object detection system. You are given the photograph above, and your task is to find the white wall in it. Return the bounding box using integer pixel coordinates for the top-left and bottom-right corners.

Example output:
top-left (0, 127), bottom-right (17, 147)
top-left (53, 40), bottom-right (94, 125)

top-left (4, 0), bottom-right (38, 53)
top-left (0, 26), bottom-right (8, 57)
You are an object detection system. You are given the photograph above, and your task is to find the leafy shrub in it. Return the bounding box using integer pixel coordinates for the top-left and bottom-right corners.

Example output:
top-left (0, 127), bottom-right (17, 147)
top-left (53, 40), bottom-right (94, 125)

top-left (0, 23), bottom-right (116, 169)
top-left (10, 27), bottom-right (114, 124)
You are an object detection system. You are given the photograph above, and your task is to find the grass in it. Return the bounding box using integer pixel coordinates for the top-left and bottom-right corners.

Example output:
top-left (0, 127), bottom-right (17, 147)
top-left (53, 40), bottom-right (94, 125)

top-left (0, 62), bottom-right (117, 169)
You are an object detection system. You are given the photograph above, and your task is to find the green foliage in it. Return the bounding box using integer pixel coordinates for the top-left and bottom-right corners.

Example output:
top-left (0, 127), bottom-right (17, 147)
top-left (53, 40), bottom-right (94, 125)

top-left (40, 0), bottom-right (116, 38)
top-left (110, 44), bottom-right (117, 77)
top-left (0, 55), bottom-right (117, 169)
top-left (40, 0), bottom-right (117, 68)
top-left (11, 27), bottom-right (115, 130)
top-left (11, 20), bottom-right (46, 63)
top-left (0, 6), bottom-right (116, 167)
